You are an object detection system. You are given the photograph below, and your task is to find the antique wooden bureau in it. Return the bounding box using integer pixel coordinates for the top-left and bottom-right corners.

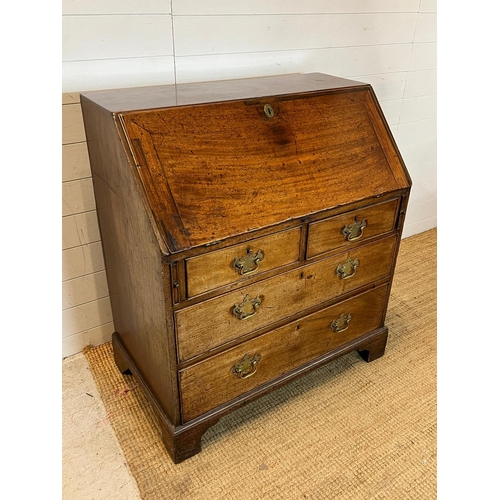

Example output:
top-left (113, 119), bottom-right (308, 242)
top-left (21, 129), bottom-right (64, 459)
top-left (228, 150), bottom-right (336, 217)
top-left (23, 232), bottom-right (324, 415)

top-left (81, 73), bottom-right (411, 463)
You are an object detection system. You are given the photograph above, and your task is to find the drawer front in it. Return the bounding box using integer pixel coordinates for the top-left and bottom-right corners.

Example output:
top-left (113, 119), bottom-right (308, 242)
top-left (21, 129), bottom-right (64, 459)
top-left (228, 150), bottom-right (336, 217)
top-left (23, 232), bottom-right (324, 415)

top-left (307, 198), bottom-right (399, 259)
top-left (175, 234), bottom-right (396, 362)
top-left (179, 284), bottom-right (389, 422)
top-left (186, 228), bottom-right (301, 298)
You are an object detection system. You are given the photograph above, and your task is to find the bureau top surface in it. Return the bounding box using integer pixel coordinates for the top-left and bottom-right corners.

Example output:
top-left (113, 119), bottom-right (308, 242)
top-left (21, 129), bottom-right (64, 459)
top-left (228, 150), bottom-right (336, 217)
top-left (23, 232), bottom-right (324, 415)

top-left (82, 73), bottom-right (411, 254)
top-left (81, 73), bottom-right (366, 113)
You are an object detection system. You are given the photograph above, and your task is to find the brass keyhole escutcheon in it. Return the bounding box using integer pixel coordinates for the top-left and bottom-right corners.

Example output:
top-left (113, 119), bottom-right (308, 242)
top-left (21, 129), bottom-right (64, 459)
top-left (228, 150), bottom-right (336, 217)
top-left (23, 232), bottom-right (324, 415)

top-left (264, 104), bottom-right (275, 118)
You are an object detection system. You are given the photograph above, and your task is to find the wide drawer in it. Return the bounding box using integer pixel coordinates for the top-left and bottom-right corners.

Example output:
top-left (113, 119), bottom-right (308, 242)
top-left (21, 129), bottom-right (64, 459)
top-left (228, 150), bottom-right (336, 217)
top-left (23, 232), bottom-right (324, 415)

top-left (179, 284), bottom-right (389, 422)
top-left (307, 198), bottom-right (399, 259)
top-left (185, 227), bottom-right (301, 298)
top-left (175, 234), bottom-right (396, 362)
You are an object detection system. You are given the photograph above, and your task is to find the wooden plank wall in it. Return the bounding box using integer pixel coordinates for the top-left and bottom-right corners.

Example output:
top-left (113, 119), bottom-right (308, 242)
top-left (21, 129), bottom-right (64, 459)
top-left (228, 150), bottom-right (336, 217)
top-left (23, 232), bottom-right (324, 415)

top-left (62, 92), bottom-right (114, 357)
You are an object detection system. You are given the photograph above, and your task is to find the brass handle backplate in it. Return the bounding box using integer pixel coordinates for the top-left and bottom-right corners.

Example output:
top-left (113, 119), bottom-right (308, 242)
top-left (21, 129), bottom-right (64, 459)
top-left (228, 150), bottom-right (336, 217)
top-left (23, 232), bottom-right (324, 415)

top-left (330, 312), bottom-right (352, 333)
top-left (231, 353), bottom-right (262, 379)
top-left (232, 294), bottom-right (262, 320)
top-left (342, 218), bottom-right (367, 241)
top-left (335, 257), bottom-right (359, 280)
top-left (232, 248), bottom-right (264, 275)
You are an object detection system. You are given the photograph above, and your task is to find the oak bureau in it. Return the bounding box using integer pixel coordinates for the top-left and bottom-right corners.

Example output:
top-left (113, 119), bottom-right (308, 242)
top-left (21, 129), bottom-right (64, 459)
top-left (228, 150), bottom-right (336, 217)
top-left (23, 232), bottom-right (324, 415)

top-left (81, 73), bottom-right (412, 463)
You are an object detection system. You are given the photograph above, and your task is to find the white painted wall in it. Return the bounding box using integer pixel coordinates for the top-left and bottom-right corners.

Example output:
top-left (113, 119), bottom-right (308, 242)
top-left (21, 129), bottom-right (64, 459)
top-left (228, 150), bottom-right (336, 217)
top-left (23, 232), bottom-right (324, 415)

top-left (62, 0), bottom-right (437, 357)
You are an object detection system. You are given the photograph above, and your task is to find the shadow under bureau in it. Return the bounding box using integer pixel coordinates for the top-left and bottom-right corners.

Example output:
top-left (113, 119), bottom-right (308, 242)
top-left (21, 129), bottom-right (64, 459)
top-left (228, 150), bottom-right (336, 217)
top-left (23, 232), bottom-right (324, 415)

top-left (81, 73), bottom-right (412, 463)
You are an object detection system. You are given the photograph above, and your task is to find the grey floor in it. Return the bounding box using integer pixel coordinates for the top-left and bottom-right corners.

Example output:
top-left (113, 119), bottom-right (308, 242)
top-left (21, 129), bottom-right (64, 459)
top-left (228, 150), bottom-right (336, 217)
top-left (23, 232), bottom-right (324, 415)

top-left (62, 353), bottom-right (141, 499)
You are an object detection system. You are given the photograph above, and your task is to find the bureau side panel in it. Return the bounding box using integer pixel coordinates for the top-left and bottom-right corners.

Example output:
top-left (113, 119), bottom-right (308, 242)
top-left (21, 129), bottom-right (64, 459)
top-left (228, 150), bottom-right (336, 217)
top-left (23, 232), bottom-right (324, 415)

top-left (81, 97), bottom-right (180, 425)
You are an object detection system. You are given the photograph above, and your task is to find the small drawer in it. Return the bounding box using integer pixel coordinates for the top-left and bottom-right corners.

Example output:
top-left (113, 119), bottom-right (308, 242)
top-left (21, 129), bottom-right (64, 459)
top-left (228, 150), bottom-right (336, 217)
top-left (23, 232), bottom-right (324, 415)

top-left (307, 198), bottom-right (399, 259)
top-left (179, 284), bottom-right (389, 422)
top-left (185, 227), bottom-right (301, 298)
top-left (175, 235), bottom-right (396, 362)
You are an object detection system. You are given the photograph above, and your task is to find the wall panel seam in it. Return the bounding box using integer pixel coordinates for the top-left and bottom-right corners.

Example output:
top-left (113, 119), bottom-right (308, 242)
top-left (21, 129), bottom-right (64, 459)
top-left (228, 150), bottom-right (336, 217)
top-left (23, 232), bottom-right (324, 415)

top-left (63, 46), bottom-right (417, 64)
top-left (398, 137), bottom-right (437, 147)
top-left (408, 197), bottom-right (437, 207)
top-left (63, 270), bottom-right (105, 283)
top-left (63, 241), bottom-right (102, 252)
top-left (172, 42), bottom-right (416, 58)
top-left (407, 215), bottom-right (436, 223)
top-left (62, 209), bottom-right (97, 219)
top-left (62, 272), bottom-right (107, 291)
top-left (64, 54), bottom-right (174, 63)
top-left (170, 2), bottom-right (177, 84)
top-left (62, 180), bottom-right (94, 188)
top-left (63, 296), bottom-right (111, 312)
top-left (63, 210), bottom-right (97, 218)
top-left (62, 176), bottom-right (92, 184)
top-left (63, 54), bottom-right (174, 63)
top-left (171, 13), bottom-right (421, 18)
top-left (62, 13), bottom-right (172, 18)
top-left (63, 321), bottom-right (114, 340)
top-left (398, 117), bottom-right (436, 125)
top-left (404, 160), bottom-right (437, 170)
top-left (400, 91), bottom-right (436, 97)
top-left (397, 4), bottom-right (421, 124)
top-left (407, 68), bottom-right (437, 72)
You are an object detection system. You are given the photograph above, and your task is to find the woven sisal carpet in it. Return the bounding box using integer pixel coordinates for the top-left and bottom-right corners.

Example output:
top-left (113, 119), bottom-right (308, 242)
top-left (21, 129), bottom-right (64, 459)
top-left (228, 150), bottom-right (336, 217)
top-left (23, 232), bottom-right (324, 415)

top-left (84, 228), bottom-right (437, 499)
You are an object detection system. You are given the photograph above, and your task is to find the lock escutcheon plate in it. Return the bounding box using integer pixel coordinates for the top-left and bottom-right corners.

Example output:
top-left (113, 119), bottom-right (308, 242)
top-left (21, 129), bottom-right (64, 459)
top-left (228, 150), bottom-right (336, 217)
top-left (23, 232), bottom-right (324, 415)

top-left (263, 103), bottom-right (275, 118)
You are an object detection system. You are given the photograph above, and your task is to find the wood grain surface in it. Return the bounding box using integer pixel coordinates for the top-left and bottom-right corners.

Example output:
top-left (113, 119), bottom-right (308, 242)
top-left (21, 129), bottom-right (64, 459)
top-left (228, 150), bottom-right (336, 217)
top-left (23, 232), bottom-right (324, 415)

top-left (119, 87), bottom-right (407, 252)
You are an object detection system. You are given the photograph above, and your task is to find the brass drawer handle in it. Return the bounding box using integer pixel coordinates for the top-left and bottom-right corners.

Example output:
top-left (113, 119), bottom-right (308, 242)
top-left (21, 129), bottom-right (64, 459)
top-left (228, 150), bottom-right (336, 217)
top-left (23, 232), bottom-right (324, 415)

top-left (342, 218), bottom-right (367, 241)
top-left (330, 312), bottom-right (352, 333)
top-left (232, 294), bottom-right (262, 320)
top-left (336, 257), bottom-right (359, 280)
top-left (232, 248), bottom-right (264, 275)
top-left (231, 353), bottom-right (262, 379)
